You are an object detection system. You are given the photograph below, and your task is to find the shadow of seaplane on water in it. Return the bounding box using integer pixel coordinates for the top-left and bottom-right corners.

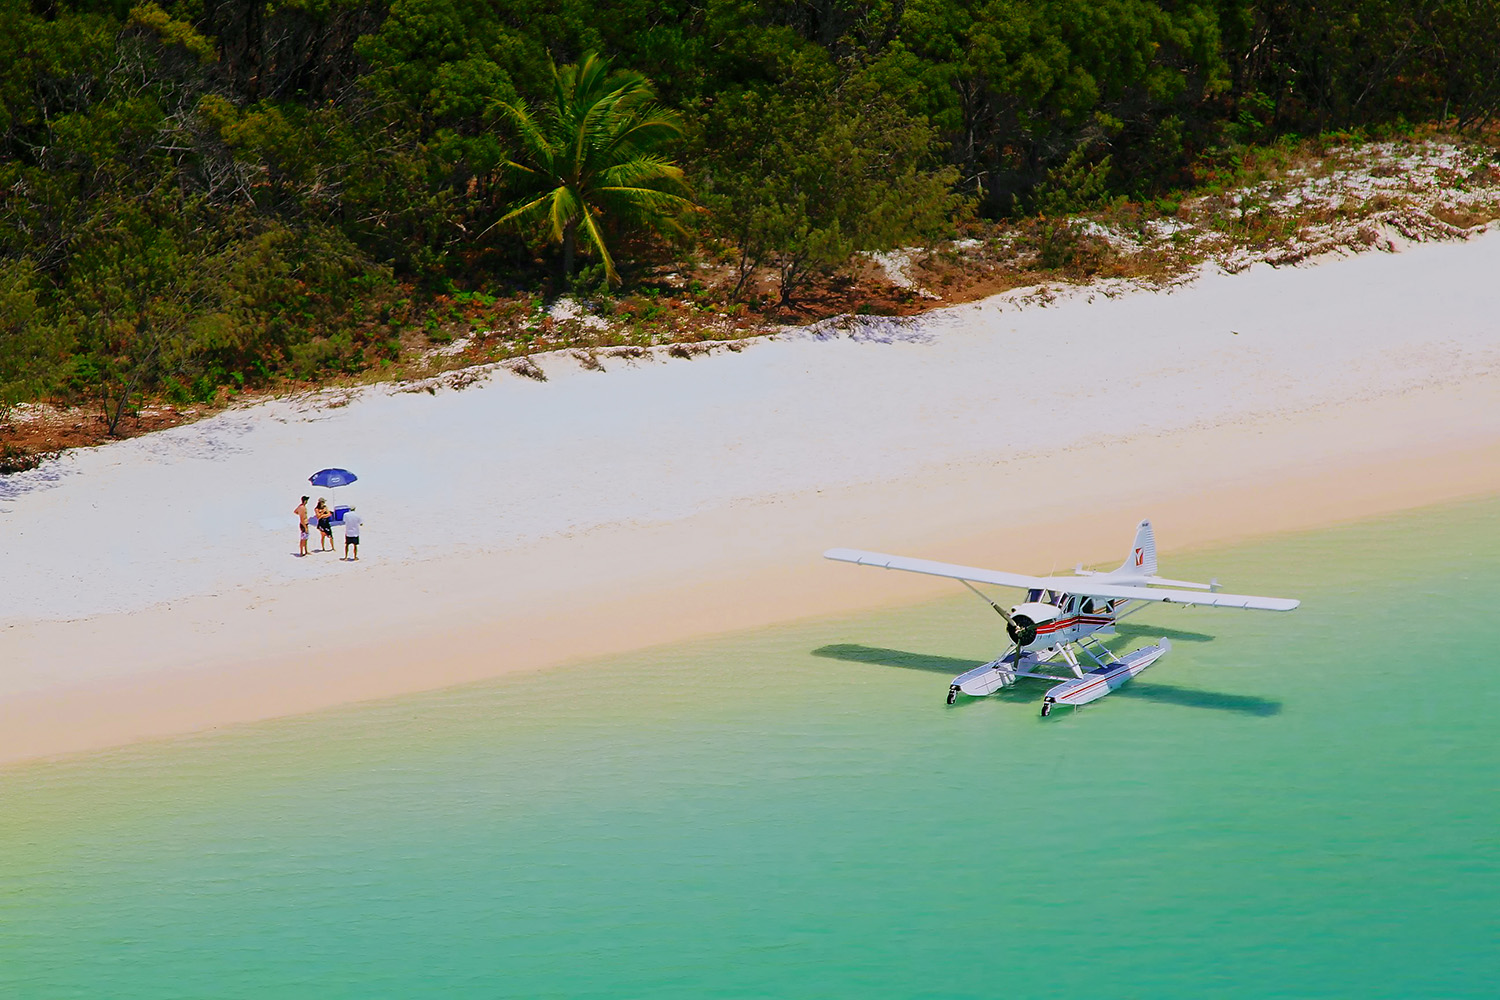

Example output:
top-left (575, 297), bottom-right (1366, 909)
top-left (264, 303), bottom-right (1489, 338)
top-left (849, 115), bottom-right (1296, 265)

top-left (821, 519), bottom-right (1298, 718)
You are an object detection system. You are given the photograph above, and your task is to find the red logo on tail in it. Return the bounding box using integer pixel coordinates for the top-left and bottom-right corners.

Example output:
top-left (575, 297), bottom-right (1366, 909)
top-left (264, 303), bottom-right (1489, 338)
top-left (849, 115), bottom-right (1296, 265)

top-left (1134, 547), bottom-right (1144, 567)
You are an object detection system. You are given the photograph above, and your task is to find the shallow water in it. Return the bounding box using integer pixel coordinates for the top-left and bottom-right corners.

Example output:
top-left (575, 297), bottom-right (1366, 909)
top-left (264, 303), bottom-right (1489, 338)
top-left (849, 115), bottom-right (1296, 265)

top-left (2, 499), bottom-right (1497, 997)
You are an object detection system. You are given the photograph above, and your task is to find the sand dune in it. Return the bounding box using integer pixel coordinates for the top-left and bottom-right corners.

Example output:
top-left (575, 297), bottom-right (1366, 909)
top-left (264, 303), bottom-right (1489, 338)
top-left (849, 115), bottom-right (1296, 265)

top-left (3, 232), bottom-right (1498, 763)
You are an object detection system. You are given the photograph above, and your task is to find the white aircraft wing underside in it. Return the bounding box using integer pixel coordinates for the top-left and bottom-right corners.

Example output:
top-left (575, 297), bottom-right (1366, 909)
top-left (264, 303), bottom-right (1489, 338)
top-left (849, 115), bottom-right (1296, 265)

top-left (825, 548), bottom-right (1041, 589)
top-left (823, 548), bottom-right (1300, 612)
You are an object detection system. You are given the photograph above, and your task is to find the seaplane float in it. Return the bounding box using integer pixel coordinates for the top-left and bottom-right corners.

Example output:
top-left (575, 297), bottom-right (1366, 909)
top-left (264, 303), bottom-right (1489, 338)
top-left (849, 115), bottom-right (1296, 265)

top-left (825, 520), bottom-right (1299, 716)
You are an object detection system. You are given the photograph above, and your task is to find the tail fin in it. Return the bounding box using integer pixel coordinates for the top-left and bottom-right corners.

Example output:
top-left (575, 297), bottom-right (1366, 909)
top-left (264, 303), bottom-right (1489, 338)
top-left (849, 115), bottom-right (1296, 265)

top-left (1113, 520), bottom-right (1157, 578)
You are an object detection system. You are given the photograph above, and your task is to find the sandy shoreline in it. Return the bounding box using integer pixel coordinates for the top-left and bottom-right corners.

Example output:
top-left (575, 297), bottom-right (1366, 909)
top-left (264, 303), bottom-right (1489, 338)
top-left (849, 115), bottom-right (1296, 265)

top-left (4, 234), bottom-right (1499, 765)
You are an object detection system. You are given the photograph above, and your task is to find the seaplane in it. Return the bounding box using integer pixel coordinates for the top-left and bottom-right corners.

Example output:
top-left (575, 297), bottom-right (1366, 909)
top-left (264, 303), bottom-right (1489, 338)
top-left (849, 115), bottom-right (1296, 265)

top-left (825, 520), bottom-right (1299, 716)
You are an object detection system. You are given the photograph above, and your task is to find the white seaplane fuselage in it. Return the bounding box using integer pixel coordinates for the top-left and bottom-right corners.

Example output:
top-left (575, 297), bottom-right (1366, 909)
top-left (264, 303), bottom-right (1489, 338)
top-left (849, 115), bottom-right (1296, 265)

top-left (1009, 596), bottom-right (1119, 654)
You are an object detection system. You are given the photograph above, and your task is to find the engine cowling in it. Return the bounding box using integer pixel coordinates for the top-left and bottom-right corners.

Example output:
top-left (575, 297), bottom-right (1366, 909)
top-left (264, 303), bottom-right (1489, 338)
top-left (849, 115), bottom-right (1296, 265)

top-left (1006, 601), bottom-right (1061, 649)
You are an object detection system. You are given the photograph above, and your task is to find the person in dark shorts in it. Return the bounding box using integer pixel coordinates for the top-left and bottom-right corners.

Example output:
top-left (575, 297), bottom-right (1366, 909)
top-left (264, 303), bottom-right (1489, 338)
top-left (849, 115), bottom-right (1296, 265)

top-left (342, 506), bottom-right (363, 561)
top-left (313, 498), bottom-right (334, 551)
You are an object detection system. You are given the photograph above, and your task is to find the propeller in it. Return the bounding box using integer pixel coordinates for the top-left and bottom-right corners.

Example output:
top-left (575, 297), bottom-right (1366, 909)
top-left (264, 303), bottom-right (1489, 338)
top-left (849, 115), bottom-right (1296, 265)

top-left (1006, 613), bottom-right (1038, 647)
top-left (1005, 612), bottom-right (1038, 670)
top-left (960, 580), bottom-right (1035, 670)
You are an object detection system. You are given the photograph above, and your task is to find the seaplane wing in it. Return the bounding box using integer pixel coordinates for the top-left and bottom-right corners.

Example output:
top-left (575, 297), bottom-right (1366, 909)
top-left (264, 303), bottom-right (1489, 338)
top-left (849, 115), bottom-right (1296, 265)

top-left (1032, 578), bottom-right (1299, 610)
top-left (823, 548), bottom-right (1043, 590)
top-left (823, 548), bottom-right (1299, 611)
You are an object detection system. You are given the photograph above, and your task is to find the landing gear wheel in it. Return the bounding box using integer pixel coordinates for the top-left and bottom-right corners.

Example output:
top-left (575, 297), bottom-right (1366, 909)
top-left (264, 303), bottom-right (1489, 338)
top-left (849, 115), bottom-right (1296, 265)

top-left (946, 686), bottom-right (958, 705)
top-left (1041, 698), bottom-right (1054, 718)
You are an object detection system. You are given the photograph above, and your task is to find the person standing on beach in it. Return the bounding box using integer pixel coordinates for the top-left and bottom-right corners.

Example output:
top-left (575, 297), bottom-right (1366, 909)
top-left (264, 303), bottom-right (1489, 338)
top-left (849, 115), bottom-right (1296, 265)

top-left (314, 498), bottom-right (334, 551)
top-left (342, 506), bottom-right (362, 561)
top-left (294, 496), bottom-right (310, 556)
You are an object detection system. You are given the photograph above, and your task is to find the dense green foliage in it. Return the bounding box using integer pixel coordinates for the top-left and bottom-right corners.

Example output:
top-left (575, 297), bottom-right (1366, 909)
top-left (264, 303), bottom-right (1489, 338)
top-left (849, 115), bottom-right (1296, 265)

top-left (3, 0), bottom-right (1499, 426)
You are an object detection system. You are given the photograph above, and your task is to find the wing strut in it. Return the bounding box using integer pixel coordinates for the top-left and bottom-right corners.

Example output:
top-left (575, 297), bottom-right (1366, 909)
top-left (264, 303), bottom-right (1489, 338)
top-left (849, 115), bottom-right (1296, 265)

top-left (959, 579), bottom-right (1014, 626)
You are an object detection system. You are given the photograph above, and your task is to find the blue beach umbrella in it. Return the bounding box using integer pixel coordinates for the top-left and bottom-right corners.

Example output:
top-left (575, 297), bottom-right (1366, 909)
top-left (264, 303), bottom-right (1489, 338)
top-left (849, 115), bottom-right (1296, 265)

top-left (308, 468), bottom-right (358, 523)
top-left (309, 468), bottom-right (358, 489)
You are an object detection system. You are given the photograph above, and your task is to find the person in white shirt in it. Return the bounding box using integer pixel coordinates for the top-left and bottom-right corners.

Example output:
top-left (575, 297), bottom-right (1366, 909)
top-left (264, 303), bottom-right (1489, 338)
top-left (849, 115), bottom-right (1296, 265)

top-left (342, 507), bottom-right (363, 561)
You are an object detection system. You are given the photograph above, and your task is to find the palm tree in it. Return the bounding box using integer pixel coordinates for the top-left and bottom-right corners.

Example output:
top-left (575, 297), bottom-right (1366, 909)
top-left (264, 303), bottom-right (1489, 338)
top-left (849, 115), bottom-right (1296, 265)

top-left (495, 52), bottom-right (694, 283)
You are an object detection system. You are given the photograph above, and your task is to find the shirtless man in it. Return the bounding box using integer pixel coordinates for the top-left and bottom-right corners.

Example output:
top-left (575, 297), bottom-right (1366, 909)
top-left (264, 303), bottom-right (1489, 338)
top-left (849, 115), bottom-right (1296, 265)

top-left (294, 495), bottom-right (310, 556)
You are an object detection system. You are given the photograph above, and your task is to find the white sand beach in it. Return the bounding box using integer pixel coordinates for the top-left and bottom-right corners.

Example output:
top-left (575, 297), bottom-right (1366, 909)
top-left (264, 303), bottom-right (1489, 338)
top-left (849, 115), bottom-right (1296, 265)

top-left (3, 233), bottom-right (1498, 763)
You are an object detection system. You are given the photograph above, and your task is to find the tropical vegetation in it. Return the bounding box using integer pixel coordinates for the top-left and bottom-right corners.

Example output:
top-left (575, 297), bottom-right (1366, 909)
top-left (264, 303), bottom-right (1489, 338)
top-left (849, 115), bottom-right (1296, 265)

top-left (2, 0), bottom-right (1499, 445)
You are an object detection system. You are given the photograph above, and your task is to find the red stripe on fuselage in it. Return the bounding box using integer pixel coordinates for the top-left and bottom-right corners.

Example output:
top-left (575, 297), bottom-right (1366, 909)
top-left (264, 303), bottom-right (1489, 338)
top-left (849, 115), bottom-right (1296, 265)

top-left (1035, 615), bottom-right (1113, 635)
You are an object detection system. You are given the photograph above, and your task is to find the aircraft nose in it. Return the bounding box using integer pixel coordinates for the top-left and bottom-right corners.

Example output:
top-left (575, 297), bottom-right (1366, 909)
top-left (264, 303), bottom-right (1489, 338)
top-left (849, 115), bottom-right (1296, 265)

top-left (1007, 613), bottom-right (1038, 646)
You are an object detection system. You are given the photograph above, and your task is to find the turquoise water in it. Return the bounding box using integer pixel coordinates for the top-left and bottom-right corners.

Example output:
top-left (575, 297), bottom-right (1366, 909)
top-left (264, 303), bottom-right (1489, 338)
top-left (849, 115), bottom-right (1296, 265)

top-left (2, 499), bottom-right (1498, 998)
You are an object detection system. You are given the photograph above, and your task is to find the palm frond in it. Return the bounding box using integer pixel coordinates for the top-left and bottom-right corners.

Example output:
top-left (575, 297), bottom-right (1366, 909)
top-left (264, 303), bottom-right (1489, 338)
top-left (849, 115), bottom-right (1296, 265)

top-left (595, 188), bottom-right (696, 239)
top-left (600, 107), bottom-right (685, 158)
top-left (499, 190), bottom-right (560, 229)
top-left (576, 206), bottom-right (618, 283)
top-left (498, 158), bottom-right (543, 180)
top-left (494, 99), bottom-right (559, 170)
top-left (547, 187), bottom-right (583, 242)
top-left (598, 156), bottom-right (688, 190)
top-left (495, 50), bottom-right (697, 278)
top-left (596, 185), bottom-right (698, 216)
top-left (575, 84), bottom-right (643, 170)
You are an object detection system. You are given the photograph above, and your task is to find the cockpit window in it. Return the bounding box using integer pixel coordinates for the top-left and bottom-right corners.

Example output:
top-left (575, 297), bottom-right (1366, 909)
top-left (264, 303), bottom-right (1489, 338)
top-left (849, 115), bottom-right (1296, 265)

top-left (1026, 588), bottom-right (1043, 603)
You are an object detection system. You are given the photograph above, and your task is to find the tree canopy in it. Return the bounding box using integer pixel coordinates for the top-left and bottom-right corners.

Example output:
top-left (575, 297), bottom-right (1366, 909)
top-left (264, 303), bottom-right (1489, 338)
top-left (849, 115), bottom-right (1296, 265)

top-left (2, 0), bottom-right (1499, 429)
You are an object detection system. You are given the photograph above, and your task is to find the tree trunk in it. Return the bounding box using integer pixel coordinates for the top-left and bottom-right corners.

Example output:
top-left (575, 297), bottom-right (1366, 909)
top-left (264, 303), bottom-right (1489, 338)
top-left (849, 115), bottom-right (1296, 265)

top-left (776, 251), bottom-right (810, 309)
top-left (562, 219), bottom-right (577, 278)
top-left (101, 327), bottom-right (161, 437)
